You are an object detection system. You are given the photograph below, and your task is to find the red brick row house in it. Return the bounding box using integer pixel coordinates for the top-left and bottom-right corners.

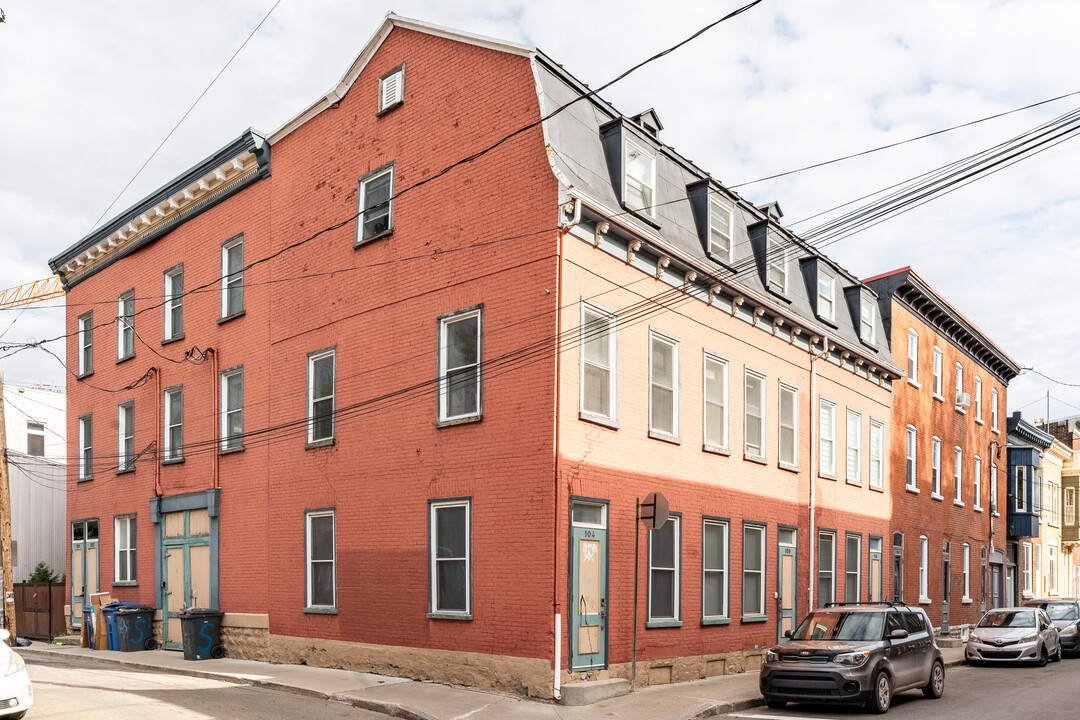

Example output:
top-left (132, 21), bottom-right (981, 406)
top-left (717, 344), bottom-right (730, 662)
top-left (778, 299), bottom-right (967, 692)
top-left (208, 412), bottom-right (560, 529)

top-left (49, 14), bottom-right (1014, 700)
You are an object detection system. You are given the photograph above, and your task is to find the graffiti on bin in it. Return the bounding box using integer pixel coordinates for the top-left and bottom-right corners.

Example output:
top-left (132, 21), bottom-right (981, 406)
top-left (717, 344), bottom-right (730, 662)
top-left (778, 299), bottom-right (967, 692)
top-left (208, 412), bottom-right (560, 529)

top-left (199, 621), bottom-right (217, 653)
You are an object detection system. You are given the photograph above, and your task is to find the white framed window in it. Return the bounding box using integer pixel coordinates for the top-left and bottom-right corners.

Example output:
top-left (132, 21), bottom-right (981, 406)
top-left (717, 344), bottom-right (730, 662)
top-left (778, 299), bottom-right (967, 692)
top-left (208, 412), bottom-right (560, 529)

top-left (953, 446), bottom-right (963, 504)
top-left (931, 437), bottom-right (942, 498)
top-left (1016, 466), bottom-right (1028, 512)
top-left (163, 386), bottom-right (183, 461)
top-left (377, 64), bottom-right (405, 113)
top-left (973, 455), bottom-right (982, 510)
top-left (955, 362), bottom-right (964, 404)
top-left (648, 514), bottom-right (681, 623)
top-left (906, 425), bottom-right (917, 490)
top-left (817, 271), bottom-right (835, 322)
top-left (708, 198), bottom-right (733, 262)
top-left (702, 519), bottom-right (728, 620)
top-left (932, 346), bottom-right (943, 397)
top-left (649, 330), bottom-right (679, 439)
top-left (742, 523), bottom-right (766, 617)
top-left (581, 302), bottom-right (617, 423)
top-left (779, 383), bottom-right (798, 468)
top-left (307, 348), bottom-right (336, 443)
top-left (962, 543), bottom-right (971, 601)
top-left (991, 388), bottom-right (999, 431)
top-left (118, 401), bottom-right (134, 472)
top-left (860, 297), bottom-right (876, 344)
top-left (357, 164), bottom-right (394, 243)
top-left (845, 533), bottom-right (861, 603)
top-left (846, 408), bottom-right (862, 484)
top-left (1049, 545), bottom-right (1058, 594)
top-left (767, 237), bottom-right (787, 294)
top-left (991, 462), bottom-right (999, 513)
top-left (221, 366), bottom-right (243, 451)
top-left (624, 139), bottom-right (655, 216)
top-left (430, 499), bottom-right (471, 616)
top-left (974, 376), bottom-right (983, 421)
top-left (439, 307), bottom-right (482, 423)
top-left (1066, 487), bottom-right (1076, 525)
top-left (1036, 544), bottom-right (1042, 596)
top-left (117, 290), bottom-right (134, 361)
top-left (907, 330), bottom-right (919, 384)
top-left (819, 398), bottom-right (836, 476)
top-left (78, 311), bottom-right (93, 375)
top-left (744, 370), bottom-right (766, 458)
top-left (1022, 542), bottom-right (1032, 595)
top-left (703, 352), bottom-right (729, 450)
top-left (78, 413), bottom-right (93, 480)
top-left (869, 419), bottom-right (884, 490)
top-left (114, 515), bottom-right (136, 584)
top-left (919, 535), bottom-right (929, 601)
top-left (163, 264), bottom-right (183, 341)
top-left (220, 234), bottom-right (244, 318)
top-left (305, 509), bottom-right (336, 609)
top-left (26, 422), bottom-right (45, 456)
top-left (817, 530), bottom-right (835, 608)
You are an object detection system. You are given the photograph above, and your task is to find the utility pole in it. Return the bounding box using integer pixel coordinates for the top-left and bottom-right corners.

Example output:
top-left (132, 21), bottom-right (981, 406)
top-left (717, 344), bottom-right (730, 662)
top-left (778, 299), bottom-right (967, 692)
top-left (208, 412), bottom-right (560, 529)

top-left (0, 361), bottom-right (17, 645)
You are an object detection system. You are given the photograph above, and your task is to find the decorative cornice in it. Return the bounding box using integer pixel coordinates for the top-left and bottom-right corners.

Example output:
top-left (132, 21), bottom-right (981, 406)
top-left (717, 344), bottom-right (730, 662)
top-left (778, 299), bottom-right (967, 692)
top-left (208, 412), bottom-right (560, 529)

top-left (50, 130), bottom-right (270, 289)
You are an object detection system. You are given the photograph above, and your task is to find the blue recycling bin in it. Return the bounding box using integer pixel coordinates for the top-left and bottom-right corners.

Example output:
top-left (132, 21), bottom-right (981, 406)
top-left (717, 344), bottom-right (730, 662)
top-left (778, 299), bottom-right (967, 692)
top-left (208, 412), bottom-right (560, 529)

top-left (103, 602), bottom-right (144, 651)
top-left (82, 605), bottom-right (95, 648)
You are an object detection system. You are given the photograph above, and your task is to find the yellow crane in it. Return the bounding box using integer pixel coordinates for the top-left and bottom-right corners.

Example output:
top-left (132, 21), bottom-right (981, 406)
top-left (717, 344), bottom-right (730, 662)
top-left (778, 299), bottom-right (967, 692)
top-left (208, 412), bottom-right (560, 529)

top-left (0, 276), bottom-right (64, 310)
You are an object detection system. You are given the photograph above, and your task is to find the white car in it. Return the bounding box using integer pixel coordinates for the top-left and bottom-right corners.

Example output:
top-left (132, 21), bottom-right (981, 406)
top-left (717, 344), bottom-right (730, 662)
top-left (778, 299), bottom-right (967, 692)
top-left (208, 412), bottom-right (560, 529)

top-left (0, 630), bottom-right (32, 718)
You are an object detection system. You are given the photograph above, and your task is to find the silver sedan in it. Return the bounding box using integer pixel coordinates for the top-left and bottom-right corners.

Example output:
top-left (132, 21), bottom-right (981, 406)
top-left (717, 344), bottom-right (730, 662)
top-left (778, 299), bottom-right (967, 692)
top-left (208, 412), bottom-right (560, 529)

top-left (966, 607), bottom-right (1061, 666)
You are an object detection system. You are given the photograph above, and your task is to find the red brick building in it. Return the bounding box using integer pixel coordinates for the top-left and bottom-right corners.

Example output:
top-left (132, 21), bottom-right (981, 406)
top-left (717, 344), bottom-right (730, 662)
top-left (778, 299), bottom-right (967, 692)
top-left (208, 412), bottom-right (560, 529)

top-left (50, 15), bottom-right (1007, 701)
top-left (866, 268), bottom-right (1019, 630)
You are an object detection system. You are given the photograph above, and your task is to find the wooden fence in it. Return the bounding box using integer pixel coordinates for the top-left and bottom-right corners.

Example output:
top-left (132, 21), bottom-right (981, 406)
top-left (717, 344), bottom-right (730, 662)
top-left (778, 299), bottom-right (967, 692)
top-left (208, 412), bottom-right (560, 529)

top-left (13, 582), bottom-right (66, 640)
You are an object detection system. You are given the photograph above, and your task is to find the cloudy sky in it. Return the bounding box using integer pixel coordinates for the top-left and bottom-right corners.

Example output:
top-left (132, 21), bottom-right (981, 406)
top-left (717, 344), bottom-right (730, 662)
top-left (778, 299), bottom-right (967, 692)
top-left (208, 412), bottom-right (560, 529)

top-left (2, 0), bottom-right (1079, 423)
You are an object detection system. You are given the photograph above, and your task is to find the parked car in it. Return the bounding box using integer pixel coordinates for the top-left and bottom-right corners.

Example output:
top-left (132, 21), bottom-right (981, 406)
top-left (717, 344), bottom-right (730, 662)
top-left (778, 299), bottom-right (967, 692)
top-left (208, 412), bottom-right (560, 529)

top-left (1023, 598), bottom-right (1080, 656)
top-left (967, 607), bottom-right (1061, 666)
top-left (0, 629), bottom-right (32, 719)
top-left (759, 602), bottom-right (944, 714)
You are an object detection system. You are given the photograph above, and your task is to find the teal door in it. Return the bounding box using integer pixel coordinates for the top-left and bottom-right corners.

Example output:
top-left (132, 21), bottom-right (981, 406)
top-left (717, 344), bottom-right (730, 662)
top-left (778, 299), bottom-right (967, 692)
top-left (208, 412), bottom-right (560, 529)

top-left (161, 509), bottom-right (213, 650)
top-left (570, 501), bottom-right (607, 670)
top-left (777, 527), bottom-right (797, 642)
top-left (70, 519), bottom-right (99, 628)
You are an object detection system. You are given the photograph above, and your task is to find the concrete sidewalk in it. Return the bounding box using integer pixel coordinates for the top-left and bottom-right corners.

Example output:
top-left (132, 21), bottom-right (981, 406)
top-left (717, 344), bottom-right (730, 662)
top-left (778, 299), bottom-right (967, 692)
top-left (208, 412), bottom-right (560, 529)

top-left (19, 642), bottom-right (967, 720)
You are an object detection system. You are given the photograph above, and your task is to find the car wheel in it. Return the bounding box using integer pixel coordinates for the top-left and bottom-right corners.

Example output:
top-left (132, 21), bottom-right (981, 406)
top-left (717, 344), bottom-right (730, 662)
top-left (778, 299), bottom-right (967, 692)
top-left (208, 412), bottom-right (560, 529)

top-left (765, 699), bottom-right (787, 709)
top-left (9, 712), bottom-right (26, 720)
top-left (1038, 646), bottom-right (1049, 667)
top-left (922, 659), bottom-right (945, 699)
top-left (866, 670), bottom-right (892, 714)
top-left (1052, 644), bottom-right (1062, 663)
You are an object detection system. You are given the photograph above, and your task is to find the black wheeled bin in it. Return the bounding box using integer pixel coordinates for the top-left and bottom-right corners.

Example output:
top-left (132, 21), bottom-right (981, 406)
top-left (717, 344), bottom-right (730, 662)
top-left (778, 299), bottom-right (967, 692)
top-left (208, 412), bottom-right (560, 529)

top-left (115, 604), bottom-right (158, 651)
top-left (179, 608), bottom-right (225, 660)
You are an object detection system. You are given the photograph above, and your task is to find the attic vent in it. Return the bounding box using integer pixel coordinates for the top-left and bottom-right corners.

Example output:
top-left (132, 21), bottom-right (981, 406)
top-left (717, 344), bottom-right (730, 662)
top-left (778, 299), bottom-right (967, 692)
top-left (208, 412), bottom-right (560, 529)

top-left (757, 201), bottom-right (784, 220)
top-left (378, 64), bottom-right (405, 114)
top-left (631, 109), bottom-right (663, 139)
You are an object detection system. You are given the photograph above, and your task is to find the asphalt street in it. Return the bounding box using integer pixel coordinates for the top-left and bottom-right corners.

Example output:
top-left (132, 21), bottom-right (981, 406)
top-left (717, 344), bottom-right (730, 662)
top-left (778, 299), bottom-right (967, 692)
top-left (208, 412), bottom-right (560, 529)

top-left (24, 654), bottom-right (389, 719)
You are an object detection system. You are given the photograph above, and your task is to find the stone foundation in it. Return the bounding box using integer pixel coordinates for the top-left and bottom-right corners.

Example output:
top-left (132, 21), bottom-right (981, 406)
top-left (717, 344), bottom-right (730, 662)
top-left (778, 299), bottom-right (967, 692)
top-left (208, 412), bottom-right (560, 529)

top-left (559, 647), bottom-right (766, 690)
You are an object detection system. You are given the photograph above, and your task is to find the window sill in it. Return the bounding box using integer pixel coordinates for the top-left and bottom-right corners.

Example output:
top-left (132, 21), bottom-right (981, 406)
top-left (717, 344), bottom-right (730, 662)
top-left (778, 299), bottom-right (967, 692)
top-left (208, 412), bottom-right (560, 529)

top-left (931, 492), bottom-right (944, 501)
top-left (859, 337), bottom-right (878, 351)
top-left (765, 285), bottom-right (792, 304)
top-left (305, 438), bottom-right (336, 450)
top-left (703, 443), bottom-right (731, 457)
top-left (955, 407), bottom-right (967, 415)
top-left (618, 203), bottom-right (661, 230)
top-left (77, 371), bottom-right (94, 380)
top-left (992, 428), bottom-right (1000, 435)
top-left (115, 468), bottom-right (136, 476)
top-left (645, 619), bottom-right (683, 629)
top-left (870, 483), bottom-right (885, 493)
top-left (818, 472), bottom-right (838, 482)
top-left (218, 310), bottom-right (246, 325)
top-left (974, 505), bottom-right (984, 513)
top-left (579, 412), bottom-right (619, 430)
top-left (304, 607), bottom-right (339, 615)
top-left (436, 414), bottom-right (482, 429)
top-left (953, 500), bottom-right (965, 507)
top-left (427, 612), bottom-right (473, 621)
top-left (962, 597), bottom-right (973, 604)
top-left (219, 445), bottom-right (245, 456)
top-left (975, 418), bottom-right (985, 425)
top-left (162, 333), bottom-right (186, 346)
top-left (701, 617), bottom-right (731, 626)
top-left (919, 596), bottom-right (932, 605)
top-left (744, 453), bottom-right (768, 466)
top-left (815, 313), bottom-right (838, 329)
top-left (933, 393), bottom-right (945, 402)
top-left (779, 462), bottom-right (800, 474)
top-left (116, 353), bottom-right (135, 365)
top-left (354, 228), bottom-right (394, 248)
top-left (77, 476), bottom-right (94, 483)
top-left (906, 485), bottom-right (920, 494)
top-left (845, 477), bottom-right (863, 487)
top-left (161, 457), bottom-right (185, 466)
top-left (907, 379), bottom-right (921, 389)
top-left (993, 511), bottom-right (1000, 518)
top-left (649, 430), bottom-right (681, 445)
top-left (741, 615), bottom-right (768, 623)
top-left (112, 581), bottom-right (138, 588)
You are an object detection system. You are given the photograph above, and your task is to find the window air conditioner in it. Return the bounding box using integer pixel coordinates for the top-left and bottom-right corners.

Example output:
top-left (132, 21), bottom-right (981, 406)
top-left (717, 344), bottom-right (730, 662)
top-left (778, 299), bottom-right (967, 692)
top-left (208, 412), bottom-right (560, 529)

top-left (956, 392), bottom-right (971, 409)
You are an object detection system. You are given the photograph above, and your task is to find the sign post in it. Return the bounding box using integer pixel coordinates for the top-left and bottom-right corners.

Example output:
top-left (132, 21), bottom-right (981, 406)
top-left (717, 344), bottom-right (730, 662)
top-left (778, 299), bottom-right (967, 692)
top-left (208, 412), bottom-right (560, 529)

top-left (632, 491), bottom-right (668, 691)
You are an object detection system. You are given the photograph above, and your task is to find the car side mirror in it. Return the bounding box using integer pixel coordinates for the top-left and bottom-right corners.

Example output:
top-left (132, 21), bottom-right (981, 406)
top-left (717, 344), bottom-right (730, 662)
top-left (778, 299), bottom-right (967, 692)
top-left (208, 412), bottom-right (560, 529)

top-left (890, 628), bottom-right (909, 640)
top-left (784, 629), bottom-right (793, 639)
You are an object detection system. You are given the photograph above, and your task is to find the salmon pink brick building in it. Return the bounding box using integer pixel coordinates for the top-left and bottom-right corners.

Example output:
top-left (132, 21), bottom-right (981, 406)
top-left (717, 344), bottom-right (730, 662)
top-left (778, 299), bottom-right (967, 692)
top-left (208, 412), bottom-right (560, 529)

top-left (44, 14), bottom-right (977, 701)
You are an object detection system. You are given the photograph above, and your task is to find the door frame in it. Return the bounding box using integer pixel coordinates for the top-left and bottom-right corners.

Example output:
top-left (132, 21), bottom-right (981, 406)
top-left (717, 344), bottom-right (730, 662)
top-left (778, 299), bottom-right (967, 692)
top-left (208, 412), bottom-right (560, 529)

top-left (941, 539), bottom-right (951, 632)
top-left (568, 496), bottom-right (609, 671)
top-left (69, 518), bottom-right (100, 627)
top-left (869, 534), bottom-right (883, 603)
top-left (776, 525), bottom-right (797, 643)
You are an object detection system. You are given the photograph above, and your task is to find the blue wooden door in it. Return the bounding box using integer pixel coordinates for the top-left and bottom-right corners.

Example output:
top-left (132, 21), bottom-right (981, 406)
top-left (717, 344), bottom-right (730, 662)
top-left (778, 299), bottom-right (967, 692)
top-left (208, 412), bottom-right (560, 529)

top-left (570, 501), bottom-right (607, 670)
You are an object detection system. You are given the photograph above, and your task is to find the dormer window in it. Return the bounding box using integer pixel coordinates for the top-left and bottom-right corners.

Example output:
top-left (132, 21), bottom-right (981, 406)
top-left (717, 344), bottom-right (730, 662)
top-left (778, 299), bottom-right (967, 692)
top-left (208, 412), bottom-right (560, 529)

top-left (860, 296), bottom-right (876, 344)
top-left (624, 139), bottom-right (656, 217)
top-left (709, 199), bottom-right (733, 262)
top-left (817, 271), bottom-right (835, 323)
top-left (767, 236), bottom-right (787, 294)
top-left (378, 64), bottom-right (405, 114)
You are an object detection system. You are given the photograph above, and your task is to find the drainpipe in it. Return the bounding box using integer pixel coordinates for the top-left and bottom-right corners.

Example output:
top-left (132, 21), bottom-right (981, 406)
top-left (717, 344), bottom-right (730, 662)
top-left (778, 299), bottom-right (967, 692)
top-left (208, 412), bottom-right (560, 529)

top-left (153, 367), bottom-right (162, 497)
top-left (209, 348), bottom-right (218, 490)
top-left (808, 337), bottom-right (830, 608)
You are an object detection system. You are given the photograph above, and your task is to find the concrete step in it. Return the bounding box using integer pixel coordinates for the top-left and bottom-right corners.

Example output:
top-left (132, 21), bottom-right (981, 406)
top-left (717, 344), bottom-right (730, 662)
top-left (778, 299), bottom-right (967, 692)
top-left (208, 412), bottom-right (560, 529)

top-left (560, 678), bottom-right (631, 706)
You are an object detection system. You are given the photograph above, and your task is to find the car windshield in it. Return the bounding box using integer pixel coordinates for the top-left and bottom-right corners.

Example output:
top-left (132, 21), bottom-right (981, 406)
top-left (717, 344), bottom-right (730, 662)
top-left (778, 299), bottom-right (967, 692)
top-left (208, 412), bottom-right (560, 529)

top-left (978, 610), bottom-right (1036, 628)
top-left (792, 611), bottom-right (885, 642)
top-left (1045, 603), bottom-right (1079, 621)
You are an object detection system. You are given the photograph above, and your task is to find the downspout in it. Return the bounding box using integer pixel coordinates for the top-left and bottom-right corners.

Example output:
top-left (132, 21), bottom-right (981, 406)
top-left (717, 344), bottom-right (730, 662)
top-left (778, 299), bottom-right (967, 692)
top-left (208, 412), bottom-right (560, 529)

top-left (154, 367), bottom-right (162, 497)
top-left (808, 336), bottom-right (830, 608)
top-left (209, 347), bottom-right (218, 490)
top-left (552, 198), bottom-right (577, 700)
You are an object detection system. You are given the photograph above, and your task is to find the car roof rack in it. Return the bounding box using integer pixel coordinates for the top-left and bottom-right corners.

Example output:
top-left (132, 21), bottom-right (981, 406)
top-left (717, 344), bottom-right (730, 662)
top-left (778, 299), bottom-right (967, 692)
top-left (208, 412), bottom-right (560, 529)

top-left (823, 601), bottom-right (910, 608)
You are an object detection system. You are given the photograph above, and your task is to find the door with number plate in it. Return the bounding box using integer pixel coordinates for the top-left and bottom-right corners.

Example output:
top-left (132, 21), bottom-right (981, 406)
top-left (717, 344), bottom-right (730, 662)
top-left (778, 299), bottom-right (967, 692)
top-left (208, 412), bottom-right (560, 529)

top-left (570, 501), bottom-right (607, 670)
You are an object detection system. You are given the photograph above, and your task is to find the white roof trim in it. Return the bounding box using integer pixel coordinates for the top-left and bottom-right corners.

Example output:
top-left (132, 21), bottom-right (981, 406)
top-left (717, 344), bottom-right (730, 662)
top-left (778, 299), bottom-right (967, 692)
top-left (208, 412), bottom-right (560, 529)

top-left (268, 13), bottom-right (534, 145)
